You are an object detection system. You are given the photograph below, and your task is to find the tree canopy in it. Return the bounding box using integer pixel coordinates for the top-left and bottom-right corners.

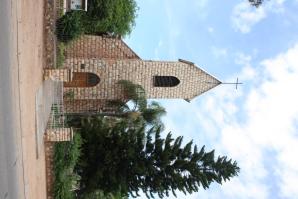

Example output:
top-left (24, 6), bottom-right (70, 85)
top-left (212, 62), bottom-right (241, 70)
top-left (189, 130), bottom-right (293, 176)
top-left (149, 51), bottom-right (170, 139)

top-left (57, 0), bottom-right (138, 42)
top-left (78, 117), bottom-right (240, 198)
top-left (248, 0), bottom-right (264, 7)
top-left (85, 0), bottom-right (138, 36)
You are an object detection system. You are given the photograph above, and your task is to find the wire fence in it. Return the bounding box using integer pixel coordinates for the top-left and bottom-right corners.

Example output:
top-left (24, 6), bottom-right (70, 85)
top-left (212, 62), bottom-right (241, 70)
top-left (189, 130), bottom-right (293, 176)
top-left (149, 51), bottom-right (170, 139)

top-left (36, 80), bottom-right (65, 158)
top-left (47, 82), bottom-right (64, 130)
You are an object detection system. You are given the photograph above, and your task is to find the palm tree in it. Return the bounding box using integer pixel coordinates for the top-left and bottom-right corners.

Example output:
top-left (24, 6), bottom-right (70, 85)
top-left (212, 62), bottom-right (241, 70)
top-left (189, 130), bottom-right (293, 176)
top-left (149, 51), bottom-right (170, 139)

top-left (67, 80), bottom-right (166, 129)
top-left (104, 80), bottom-right (166, 129)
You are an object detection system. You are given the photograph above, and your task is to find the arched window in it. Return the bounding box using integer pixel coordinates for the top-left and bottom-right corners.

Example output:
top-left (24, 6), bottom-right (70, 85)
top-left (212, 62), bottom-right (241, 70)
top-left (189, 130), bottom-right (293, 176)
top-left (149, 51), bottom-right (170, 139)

top-left (64, 72), bottom-right (100, 87)
top-left (153, 76), bottom-right (180, 87)
top-left (87, 73), bottom-right (100, 87)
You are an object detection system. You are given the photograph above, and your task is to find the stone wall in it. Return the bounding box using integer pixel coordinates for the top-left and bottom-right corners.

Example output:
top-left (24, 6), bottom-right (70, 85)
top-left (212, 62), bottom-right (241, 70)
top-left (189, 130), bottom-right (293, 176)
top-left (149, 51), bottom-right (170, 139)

top-left (44, 68), bottom-right (72, 82)
top-left (63, 99), bottom-right (119, 113)
top-left (63, 59), bottom-right (221, 101)
top-left (60, 35), bottom-right (221, 113)
top-left (45, 142), bottom-right (55, 199)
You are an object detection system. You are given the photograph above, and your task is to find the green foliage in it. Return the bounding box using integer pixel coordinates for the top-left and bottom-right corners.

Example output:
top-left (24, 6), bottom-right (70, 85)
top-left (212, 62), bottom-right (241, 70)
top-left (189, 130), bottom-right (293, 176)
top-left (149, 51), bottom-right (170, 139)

top-left (84, 0), bottom-right (138, 36)
top-left (56, 11), bottom-right (84, 43)
top-left (56, 0), bottom-right (138, 43)
top-left (82, 189), bottom-right (128, 199)
top-left (56, 42), bottom-right (65, 68)
top-left (108, 80), bottom-right (166, 129)
top-left (248, 0), bottom-right (264, 7)
top-left (64, 90), bottom-right (75, 100)
top-left (53, 133), bottom-right (82, 199)
top-left (78, 117), bottom-right (240, 198)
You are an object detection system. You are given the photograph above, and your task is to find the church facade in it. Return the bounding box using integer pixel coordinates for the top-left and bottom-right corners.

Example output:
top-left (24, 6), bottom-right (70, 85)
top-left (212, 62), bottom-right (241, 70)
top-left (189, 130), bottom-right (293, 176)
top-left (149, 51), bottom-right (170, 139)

top-left (44, 35), bottom-right (221, 113)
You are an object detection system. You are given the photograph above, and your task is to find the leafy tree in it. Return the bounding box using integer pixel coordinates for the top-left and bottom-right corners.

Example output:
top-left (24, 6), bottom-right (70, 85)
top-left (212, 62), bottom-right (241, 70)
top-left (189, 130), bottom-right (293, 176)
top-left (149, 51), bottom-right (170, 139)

top-left (78, 117), bottom-right (240, 198)
top-left (84, 0), bottom-right (138, 36)
top-left (56, 11), bottom-right (84, 43)
top-left (248, 0), bottom-right (265, 7)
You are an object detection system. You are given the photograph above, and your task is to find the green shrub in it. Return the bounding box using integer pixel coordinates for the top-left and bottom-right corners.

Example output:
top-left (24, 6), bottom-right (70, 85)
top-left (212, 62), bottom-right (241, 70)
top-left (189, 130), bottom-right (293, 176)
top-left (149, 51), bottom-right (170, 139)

top-left (56, 0), bottom-right (138, 43)
top-left (56, 11), bottom-right (84, 43)
top-left (56, 42), bottom-right (65, 68)
top-left (84, 0), bottom-right (138, 36)
top-left (53, 133), bottom-right (82, 199)
top-left (82, 190), bottom-right (128, 199)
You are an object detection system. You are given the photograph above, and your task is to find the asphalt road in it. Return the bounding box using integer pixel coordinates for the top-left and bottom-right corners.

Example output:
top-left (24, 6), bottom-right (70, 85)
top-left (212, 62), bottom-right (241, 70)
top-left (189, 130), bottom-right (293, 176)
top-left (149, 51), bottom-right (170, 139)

top-left (0, 0), bottom-right (24, 198)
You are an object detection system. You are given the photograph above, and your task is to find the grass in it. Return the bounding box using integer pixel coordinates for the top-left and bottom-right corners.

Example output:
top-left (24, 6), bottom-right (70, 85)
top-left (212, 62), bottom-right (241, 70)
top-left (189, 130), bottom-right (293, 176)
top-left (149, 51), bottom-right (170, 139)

top-left (56, 42), bottom-right (66, 68)
top-left (53, 132), bottom-right (82, 199)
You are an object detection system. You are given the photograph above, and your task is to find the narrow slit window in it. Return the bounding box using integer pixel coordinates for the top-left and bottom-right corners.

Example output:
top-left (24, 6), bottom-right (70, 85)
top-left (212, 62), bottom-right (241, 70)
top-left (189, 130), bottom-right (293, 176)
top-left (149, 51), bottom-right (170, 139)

top-left (153, 76), bottom-right (180, 87)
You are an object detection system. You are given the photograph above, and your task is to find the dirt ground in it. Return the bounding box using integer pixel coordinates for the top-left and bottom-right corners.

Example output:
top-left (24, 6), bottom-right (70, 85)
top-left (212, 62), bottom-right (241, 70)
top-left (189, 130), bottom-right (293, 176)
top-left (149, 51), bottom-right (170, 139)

top-left (11, 0), bottom-right (47, 198)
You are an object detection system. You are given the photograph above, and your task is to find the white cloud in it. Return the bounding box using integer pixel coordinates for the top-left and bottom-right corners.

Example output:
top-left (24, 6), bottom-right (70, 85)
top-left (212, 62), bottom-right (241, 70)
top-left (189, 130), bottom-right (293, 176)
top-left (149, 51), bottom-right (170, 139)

top-left (164, 0), bottom-right (181, 59)
top-left (154, 40), bottom-right (163, 59)
top-left (207, 26), bottom-right (214, 33)
top-left (231, 2), bottom-right (266, 33)
top-left (235, 52), bottom-right (252, 66)
top-left (231, 0), bottom-right (286, 33)
top-left (195, 44), bottom-right (298, 198)
top-left (156, 44), bottom-right (298, 199)
top-left (194, 0), bottom-right (208, 10)
top-left (211, 46), bottom-right (228, 59)
top-left (193, 0), bottom-right (210, 19)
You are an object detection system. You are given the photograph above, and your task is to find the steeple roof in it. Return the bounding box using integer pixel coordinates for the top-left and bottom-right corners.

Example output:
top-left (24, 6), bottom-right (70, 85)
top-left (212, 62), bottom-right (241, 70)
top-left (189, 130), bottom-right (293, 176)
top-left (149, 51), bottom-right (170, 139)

top-left (178, 59), bottom-right (221, 101)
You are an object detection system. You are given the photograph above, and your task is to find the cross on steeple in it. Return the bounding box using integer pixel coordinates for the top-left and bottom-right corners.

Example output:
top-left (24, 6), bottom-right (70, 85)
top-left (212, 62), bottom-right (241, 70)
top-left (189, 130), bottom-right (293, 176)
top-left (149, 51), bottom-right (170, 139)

top-left (221, 78), bottom-right (243, 89)
top-left (205, 78), bottom-right (243, 90)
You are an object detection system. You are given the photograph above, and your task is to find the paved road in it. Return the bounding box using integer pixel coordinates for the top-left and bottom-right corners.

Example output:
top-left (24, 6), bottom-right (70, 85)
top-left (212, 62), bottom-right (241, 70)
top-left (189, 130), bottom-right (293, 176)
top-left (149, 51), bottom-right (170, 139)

top-left (0, 0), bottom-right (25, 198)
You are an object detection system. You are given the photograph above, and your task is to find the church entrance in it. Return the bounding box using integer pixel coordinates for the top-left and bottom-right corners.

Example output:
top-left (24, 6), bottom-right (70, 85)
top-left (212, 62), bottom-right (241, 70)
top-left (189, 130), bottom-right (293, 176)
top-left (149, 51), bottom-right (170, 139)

top-left (64, 72), bottom-right (100, 87)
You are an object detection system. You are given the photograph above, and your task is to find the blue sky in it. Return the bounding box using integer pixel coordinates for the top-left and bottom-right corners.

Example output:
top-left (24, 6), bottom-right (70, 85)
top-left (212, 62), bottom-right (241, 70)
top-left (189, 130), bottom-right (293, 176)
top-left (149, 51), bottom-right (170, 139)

top-left (125, 0), bottom-right (298, 198)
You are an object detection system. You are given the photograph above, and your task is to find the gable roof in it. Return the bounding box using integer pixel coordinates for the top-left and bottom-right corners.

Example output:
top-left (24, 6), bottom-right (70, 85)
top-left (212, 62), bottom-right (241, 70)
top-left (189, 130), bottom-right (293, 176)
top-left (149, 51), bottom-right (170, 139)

top-left (178, 59), bottom-right (222, 101)
top-left (65, 35), bottom-right (140, 59)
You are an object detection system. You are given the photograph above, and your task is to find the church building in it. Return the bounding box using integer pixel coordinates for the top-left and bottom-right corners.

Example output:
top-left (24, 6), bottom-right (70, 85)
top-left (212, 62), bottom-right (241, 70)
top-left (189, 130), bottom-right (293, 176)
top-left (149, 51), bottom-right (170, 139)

top-left (44, 35), bottom-right (221, 113)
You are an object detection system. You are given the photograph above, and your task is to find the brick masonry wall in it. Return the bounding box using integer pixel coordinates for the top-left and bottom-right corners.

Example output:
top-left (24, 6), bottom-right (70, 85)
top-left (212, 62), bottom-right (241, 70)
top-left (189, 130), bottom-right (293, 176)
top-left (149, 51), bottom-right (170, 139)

top-left (65, 35), bottom-right (140, 60)
top-left (63, 59), bottom-right (221, 101)
top-left (44, 68), bottom-right (71, 82)
top-left (63, 99), bottom-right (119, 113)
top-left (45, 128), bottom-right (73, 142)
top-left (45, 142), bottom-right (55, 199)
top-left (60, 35), bottom-right (221, 113)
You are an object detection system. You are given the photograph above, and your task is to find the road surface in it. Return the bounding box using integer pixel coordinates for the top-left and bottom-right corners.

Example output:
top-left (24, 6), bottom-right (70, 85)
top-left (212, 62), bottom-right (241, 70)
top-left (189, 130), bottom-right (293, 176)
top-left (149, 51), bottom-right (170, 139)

top-left (0, 0), bottom-right (25, 198)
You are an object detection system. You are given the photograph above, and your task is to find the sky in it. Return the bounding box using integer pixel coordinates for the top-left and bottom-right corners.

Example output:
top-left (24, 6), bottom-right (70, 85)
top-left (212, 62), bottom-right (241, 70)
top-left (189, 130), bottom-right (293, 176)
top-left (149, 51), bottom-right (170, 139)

top-left (125, 0), bottom-right (298, 199)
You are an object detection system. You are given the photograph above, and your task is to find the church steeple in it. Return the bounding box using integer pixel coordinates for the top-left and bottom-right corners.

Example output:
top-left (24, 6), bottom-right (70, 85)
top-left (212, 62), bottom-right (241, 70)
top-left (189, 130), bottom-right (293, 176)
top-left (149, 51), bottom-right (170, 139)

top-left (49, 35), bottom-right (222, 113)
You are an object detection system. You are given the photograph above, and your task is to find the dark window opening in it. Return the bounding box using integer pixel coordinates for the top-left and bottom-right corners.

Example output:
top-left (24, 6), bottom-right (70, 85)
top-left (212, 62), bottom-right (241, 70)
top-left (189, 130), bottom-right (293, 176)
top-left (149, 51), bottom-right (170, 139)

top-left (153, 76), bottom-right (180, 87)
top-left (87, 73), bottom-right (100, 87)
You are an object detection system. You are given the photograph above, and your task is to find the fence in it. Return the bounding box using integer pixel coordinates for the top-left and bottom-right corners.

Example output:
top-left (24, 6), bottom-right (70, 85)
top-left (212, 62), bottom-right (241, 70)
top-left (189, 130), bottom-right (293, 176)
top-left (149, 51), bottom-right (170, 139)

top-left (35, 80), bottom-right (65, 158)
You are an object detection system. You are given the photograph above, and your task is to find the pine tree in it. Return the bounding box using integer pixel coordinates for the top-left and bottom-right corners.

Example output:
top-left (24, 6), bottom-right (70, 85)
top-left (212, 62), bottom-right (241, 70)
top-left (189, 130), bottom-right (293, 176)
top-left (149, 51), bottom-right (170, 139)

top-left (79, 117), bottom-right (240, 198)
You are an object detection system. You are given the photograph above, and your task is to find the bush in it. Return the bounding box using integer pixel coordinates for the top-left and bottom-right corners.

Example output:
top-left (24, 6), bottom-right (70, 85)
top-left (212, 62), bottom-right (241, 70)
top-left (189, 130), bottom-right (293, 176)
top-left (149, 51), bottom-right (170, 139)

top-left (56, 42), bottom-right (65, 68)
top-left (53, 133), bottom-right (82, 199)
top-left (56, 11), bottom-right (84, 43)
top-left (56, 0), bottom-right (138, 43)
top-left (82, 190), bottom-right (128, 199)
top-left (84, 0), bottom-right (138, 36)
